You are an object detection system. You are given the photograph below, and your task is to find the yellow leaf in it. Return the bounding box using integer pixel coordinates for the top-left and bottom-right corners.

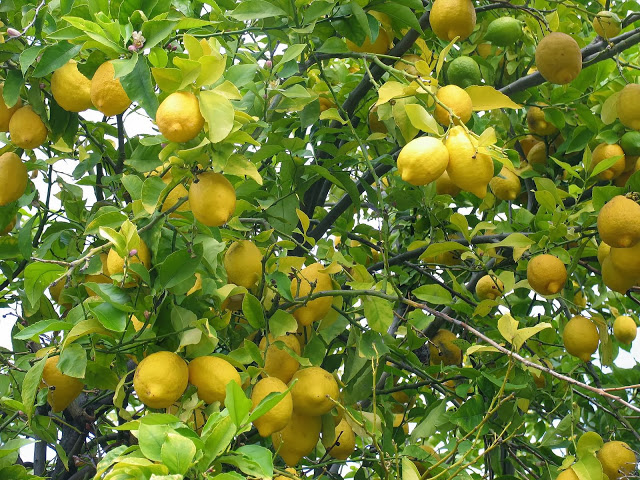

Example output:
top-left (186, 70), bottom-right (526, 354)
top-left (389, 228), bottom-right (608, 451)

top-left (546, 11), bottom-right (560, 31)
top-left (404, 103), bottom-right (441, 135)
top-left (319, 108), bottom-right (346, 124)
top-left (497, 313), bottom-right (518, 343)
top-left (435, 37), bottom-right (457, 78)
top-left (477, 127), bottom-right (497, 147)
top-left (601, 91), bottom-right (620, 125)
top-left (319, 261), bottom-right (342, 275)
top-left (467, 345), bottom-right (501, 355)
top-left (296, 208), bottom-right (310, 234)
top-left (512, 322), bottom-right (552, 351)
top-left (376, 81), bottom-right (411, 106)
top-left (465, 86), bottom-right (521, 111)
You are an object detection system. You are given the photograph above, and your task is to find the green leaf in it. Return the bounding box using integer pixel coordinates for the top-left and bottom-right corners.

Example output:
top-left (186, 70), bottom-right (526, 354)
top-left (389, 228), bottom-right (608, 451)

top-left (242, 293), bottom-right (265, 329)
top-left (229, 0), bottom-right (287, 20)
top-left (161, 432), bottom-right (197, 476)
top-left (402, 456), bottom-right (421, 480)
top-left (152, 67), bottom-right (183, 93)
top-left (14, 320), bottom-right (73, 340)
top-left (157, 246), bottom-right (203, 289)
top-left (358, 330), bottom-right (390, 359)
top-left (492, 233), bottom-right (533, 249)
top-left (22, 355), bottom-right (48, 420)
top-left (412, 285), bottom-right (452, 305)
top-left (572, 455), bottom-right (603, 480)
top-left (58, 343), bottom-right (86, 378)
top-left (419, 241), bottom-right (467, 260)
top-left (247, 385), bottom-right (294, 423)
top-left (511, 323), bottom-right (552, 351)
top-left (18, 215), bottom-right (35, 260)
top-left (120, 55), bottom-right (160, 120)
top-left (24, 263), bottom-right (65, 306)
top-left (32, 41), bottom-right (82, 77)
top-left (199, 91), bottom-right (234, 143)
top-left (89, 302), bottom-right (127, 332)
top-left (373, 3), bottom-right (423, 34)
top-left (223, 445), bottom-right (274, 479)
top-left (404, 104), bottom-right (440, 135)
top-left (362, 295), bottom-right (393, 333)
top-left (202, 414), bottom-right (237, 467)
top-left (3, 70), bottom-right (24, 108)
top-left (225, 64), bottom-right (258, 88)
top-left (225, 380), bottom-right (252, 427)
top-left (98, 227), bottom-right (126, 254)
top-left (268, 309), bottom-right (297, 337)
top-left (141, 175), bottom-right (167, 214)
top-left (141, 19), bottom-right (177, 50)
top-left (411, 400), bottom-right (446, 441)
top-left (138, 423), bottom-right (171, 462)
top-left (576, 432), bottom-right (604, 458)
top-left (196, 54), bottom-right (227, 88)
top-left (497, 313), bottom-right (518, 344)
top-left (275, 44), bottom-right (307, 70)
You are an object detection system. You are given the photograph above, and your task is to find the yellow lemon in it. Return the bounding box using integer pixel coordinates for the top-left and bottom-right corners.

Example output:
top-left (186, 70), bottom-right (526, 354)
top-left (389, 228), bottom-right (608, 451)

top-left (593, 11), bottom-right (622, 38)
top-left (489, 167), bottom-right (521, 201)
top-left (597, 195), bottom-right (640, 248)
top-left (188, 356), bottom-right (241, 405)
top-left (429, 0), bottom-right (476, 42)
top-left (527, 142), bottom-right (548, 165)
top-left (272, 411), bottom-right (322, 466)
top-left (434, 85), bottom-right (473, 126)
top-left (429, 329), bottom-right (462, 366)
top-left (156, 91), bottom-right (205, 143)
top-left (597, 441), bottom-right (637, 480)
top-left (519, 135), bottom-right (542, 156)
top-left (289, 366), bottom-right (340, 416)
top-left (9, 106), bottom-right (48, 150)
top-left (161, 176), bottom-right (190, 217)
top-left (259, 334), bottom-right (301, 384)
top-left (610, 242), bottom-right (640, 279)
top-left (396, 136), bottom-right (449, 186)
top-left (1, 216), bottom-right (16, 235)
top-left (41, 356), bottom-right (84, 412)
top-left (224, 240), bottom-right (263, 288)
top-left (616, 83), bottom-right (640, 131)
top-left (597, 241), bottom-right (611, 265)
top-left (445, 125), bottom-right (494, 198)
top-left (84, 253), bottom-right (112, 295)
top-left (369, 106), bottom-right (387, 134)
top-left (0, 83), bottom-right (21, 131)
top-left (51, 60), bottom-right (93, 112)
top-left (133, 351), bottom-right (189, 409)
top-left (290, 262), bottom-right (334, 326)
top-left (476, 43), bottom-right (492, 59)
top-left (106, 238), bottom-right (152, 279)
top-left (563, 315), bottom-right (599, 361)
top-left (590, 143), bottom-right (625, 180)
top-left (90, 61), bottom-right (132, 116)
top-left (323, 418), bottom-right (356, 460)
top-left (435, 170), bottom-right (461, 196)
top-left (0, 152), bottom-right (28, 206)
top-left (475, 274), bottom-right (504, 300)
top-left (527, 106), bottom-right (558, 136)
top-left (49, 280), bottom-right (73, 311)
top-left (251, 377), bottom-right (293, 437)
top-left (526, 254), bottom-right (567, 296)
top-left (602, 256), bottom-right (638, 294)
top-left (557, 468), bottom-right (579, 480)
top-left (345, 12), bottom-right (392, 54)
top-left (188, 172), bottom-right (236, 227)
top-left (535, 32), bottom-right (582, 85)
top-left (613, 315), bottom-right (637, 344)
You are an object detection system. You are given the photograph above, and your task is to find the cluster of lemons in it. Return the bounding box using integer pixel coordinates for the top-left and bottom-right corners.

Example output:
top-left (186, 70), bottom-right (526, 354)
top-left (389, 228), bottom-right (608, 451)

top-left (558, 440), bottom-right (636, 480)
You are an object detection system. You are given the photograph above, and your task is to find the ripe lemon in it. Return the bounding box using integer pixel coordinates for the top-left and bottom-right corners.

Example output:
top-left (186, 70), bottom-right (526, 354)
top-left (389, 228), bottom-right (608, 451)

top-left (290, 262), bottom-right (334, 326)
top-left (593, 11), bottom-right (622, 38)
top-left (526, 254), bottom-right (567, 296)
top-left (51, 60), bottom-right (93, 112)
top-left (0, 83), bottom-right (21, 131)
top-left (324, 418), bottom-right (356, 460)
top-left (160, 172), bottom-right (190, 217)
top-left (616, 84), bottom-right (640, 131)
top-left (251, 377), bottom-right (293, 437)
top-left (445, 126), bottom-right (494, 198)
top-left (610, 242), bottom-right (640, 278)
top-left (1, 216), bottom-right (16, 235)
top-left (590, 143), bottom-right (625, 180)
top-left (597, 195), bottom-right (640, 248)
top-left (447, 56), bottom-right (481, 88)
top-left (485, 17), bottom-right (523, 46)
top-left (259, 334), bottom-right (301, 383)
top-left (597, 441), bottom-right (637, 480)
top-left (274, 468), bottom-right (300, 480)
top-left (188, 172), bottom-right (236, 227)
top-left (368, 105), bottom-right (387, 134)
top-left (84, 253), bottom-right (112, 295)
top-left (519, 135), bottom-right (542, 156)
top-left (156, 91), bottom-right (204, 143)
top-left (188, 356), bottom-right (241, 405)
top-left (49, 280), bottom-right (72, 311)
top-left (272, 411), bottom-right (322, 466)
top-left (489, 166), bottom-right (521, 201)
top-left (429, 0), bottom-right (476, 42)
top-left (41, 356), bottom-right (84, 412)
top-left (434, 85), bottom-right (473, 126)
top-left (224, 240), bottom-right (263, 288)
top-left (133, 351), bottom-right (188, 409)
top-left (0, 152), bottom-right (28, 206)
top-left (563, 315), bottom-right (599, 361)
top-left (9, 106), bottom-right (48, 149)
top-left (476, 43), bottom-right (495, 59)
top-left (106, 238), bottom-right (152, 278)
top-left (396, 136), bottom-right (449, 186)
top-left (90, 61), bottom-right (132, 116)
top-left (527, 106), bottom-right (558, 136)
top-left (475, 274), bottom-right (504, 300)
top-left (557, 468), bottom-right (579, 480)
top-left (613, 315), bottom-right (637, 344)
top-left (345, 12), bottom-right (392, 54)
top-left (435, 170), bottom-right (461, 196)
top-left (535, 32), bottom-right (582, 85)
top-left (597, 241), bottom-right (611, 265)
top-left (601, 256), bottom-right (638, 293)
top-left (429, 329), bottom-right (462, 366)
top-left (527, 142), bottom-right (548, 165)
top-left (289, 366), bottom-right (340, 416)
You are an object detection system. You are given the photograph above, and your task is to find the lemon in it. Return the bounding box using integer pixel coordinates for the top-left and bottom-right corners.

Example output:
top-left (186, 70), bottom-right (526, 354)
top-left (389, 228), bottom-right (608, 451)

top-left (260, 334), bottom-right (301, 383)
top-left (519, 135), bottom-right (542, 156)
top-left (610, 242), bottom-right (640, 279)
top-left (161, 175), bottom-right (190, 217)
top-left (9, 106), bottom-right (48, 149)
top-left (613, 315), bottom-right (637, 344)
top-left (324, 418), bottom-right (356, 460)
top-left (527, 106), bottom-right (558, 136)
top-left (156, 91), bottom-right (204, 143)
top-left (475, 274), bottom-right (504, 300)
top-left (188, 356), bottom-right (241, 405)
top-left (590, 143), bottom-right (625, 180)
top-left (620, 131), bottom-right (640, 156)
top-left (616, 84), bottom-right (640, 131)
top-left (489, 166), bottom-right (521, 201)
top-left (445, 126), bottom-right (494, 198)
top-left (49, 280), bottom-right (72, 311)
top-left (435, 170), bottom-right (461, 196)
top-left (597, 241), bottom-right (611, 265)
top-left (0, 152), bottom-right (28, 206)
top-left (368, 106), bottom-right (387, 134)
top-left (447, 56), bottom-right (481, 88)
top-left (572, 290), bottom-right (587, 312)
top-left (597, 195), bottom-right (640, 248)
top-left (51, 60), bottom-right (93, 112)
top-left (527, 142), bottom-right (548, 165)
top-left (484, 17), bottom-right (523, 46)
top-left (345, 12), bottom-right (392, 54)
top-left (601, 256), bottom-right (638, 294)
top-left (429, 329), bottom-right (462, 366)
top-left (251, 377), bottom-right (293, 437)
top-left (429, 0), bottom-right (476, 42)
top-left (84, 253), bottom-right (112, 295)
top-left (434, 85), bottom-right (473, 126)
top-left (290, 263), bottom-right (334, 326)
top-left (396, 136), bottom-right (449, 186)
top-left (90, 61), bottom-right (132, 116)
top-left (318, 96), bottom-right (335, 112)
top-left (0, 83), bottom-right (21, 131)
top-left (563, 315), bottom-right (599, 361)
top-left (106, 238), bottom-right (152, 279)
top-left (1, 216), bottom-right (16, 235)
top-left (133, 351), bottom-right (188, 409)
top-left (289, 366), bottom-right (340, 416)
top-left (274, 468), bottom-right (300, 480)
top-left (535, 32), bottom-right (582, 85)
top-left (40, 356), bottom-right (84, 412)
top-left (597, 441), bottom-right (637, 480)
top-left (526, 254), bottom-right (567, 296)
top-left (593, 11), bottom-right (622, 38)
top-left (224, 240), bottom-right (263, 288)
top-left (272, 411), bottom-right (322, 466)
top-left (557, 468), bottom-right (579, 480)
top-left (188, 172), bottom-right (236, 227)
